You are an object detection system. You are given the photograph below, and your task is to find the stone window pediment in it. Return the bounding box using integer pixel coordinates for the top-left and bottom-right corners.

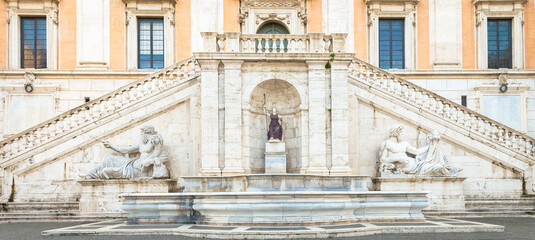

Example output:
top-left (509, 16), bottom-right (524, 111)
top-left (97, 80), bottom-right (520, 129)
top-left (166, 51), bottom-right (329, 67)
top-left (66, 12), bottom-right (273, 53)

top-left (239, 0), bottom-right (307, 34)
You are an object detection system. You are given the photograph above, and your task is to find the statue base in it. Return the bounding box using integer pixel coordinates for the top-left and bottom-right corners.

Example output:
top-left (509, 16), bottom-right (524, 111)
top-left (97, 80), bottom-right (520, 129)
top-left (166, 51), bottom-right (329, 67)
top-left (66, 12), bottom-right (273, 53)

top-left (374, 177), bottom-right (466, 212)
top-left (78, 179), bottom-right (178, 217)
top-left (265, 140), bottom-right (286, 174)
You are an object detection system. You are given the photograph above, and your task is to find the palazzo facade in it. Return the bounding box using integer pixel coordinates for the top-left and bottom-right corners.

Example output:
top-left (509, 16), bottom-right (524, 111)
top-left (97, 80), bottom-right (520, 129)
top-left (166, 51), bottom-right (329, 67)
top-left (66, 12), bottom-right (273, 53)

top-left (0, 0), bottom-right (535, 215)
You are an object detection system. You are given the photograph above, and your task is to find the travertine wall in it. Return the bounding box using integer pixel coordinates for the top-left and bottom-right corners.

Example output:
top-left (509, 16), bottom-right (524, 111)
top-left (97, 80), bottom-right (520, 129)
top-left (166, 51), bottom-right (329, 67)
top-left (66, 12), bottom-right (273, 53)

top-left (12, 100), bottom-right (197, 202)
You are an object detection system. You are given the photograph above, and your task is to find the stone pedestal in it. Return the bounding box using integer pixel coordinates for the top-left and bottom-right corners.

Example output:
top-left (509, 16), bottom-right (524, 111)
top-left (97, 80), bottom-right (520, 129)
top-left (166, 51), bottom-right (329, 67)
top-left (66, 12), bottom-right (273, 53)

top-left (375, 177), bottom-right (466, 212)
top-left (78, 179), bottom-right (178, 217)
top-left (265, 140), bottom-right (286, 174)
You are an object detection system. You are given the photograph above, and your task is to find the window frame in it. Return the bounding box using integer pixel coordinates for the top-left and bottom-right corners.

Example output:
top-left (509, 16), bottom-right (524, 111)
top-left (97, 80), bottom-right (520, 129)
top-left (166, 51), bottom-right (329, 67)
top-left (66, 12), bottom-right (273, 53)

top-left (124, 0), bottom-right (176, 70)
top-left (137, 18), bottom-right (165, 70)
top-left (378, 18), bottom-right (405, 69)
top-left (20, 17), bottom-right (48, 69)
top-left (474, 0), bottom-right (526, 69)
top-left (366, 0), bottom-right (418, 70)
top-left (5, 0), bottom-right (59, 69)
top-left (487, 19), bottom-right (513, 69)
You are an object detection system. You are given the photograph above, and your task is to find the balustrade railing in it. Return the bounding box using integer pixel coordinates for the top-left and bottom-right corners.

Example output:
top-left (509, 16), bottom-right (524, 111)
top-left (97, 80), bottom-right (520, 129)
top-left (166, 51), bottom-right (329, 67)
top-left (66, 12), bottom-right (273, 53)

top-left (201, 32), bottom-right (347, 53)
top-left (0, 57), bottom-right (200, 162)
top-left (350, 58), bottom-right (535, 160)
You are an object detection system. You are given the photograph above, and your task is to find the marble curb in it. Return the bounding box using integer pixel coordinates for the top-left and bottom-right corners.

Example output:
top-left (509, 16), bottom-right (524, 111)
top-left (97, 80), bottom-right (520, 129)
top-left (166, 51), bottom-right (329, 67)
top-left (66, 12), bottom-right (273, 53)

top-left (119, 191), bottom-right (430, 197)
top-left (41, 218), bottom-right (504, 239)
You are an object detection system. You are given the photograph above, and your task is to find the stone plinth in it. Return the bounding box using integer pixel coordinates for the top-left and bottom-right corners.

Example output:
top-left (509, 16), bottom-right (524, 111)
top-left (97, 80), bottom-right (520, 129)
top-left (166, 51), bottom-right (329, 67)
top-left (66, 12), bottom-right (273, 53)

top-left (265, 140), bottom-right (286, 173)
top-left (181, 174), bottom-right (372, 192)
top-left (121, 191), bottom-right (429, 225)
top-left (78, 179), bottom-right (178, 217)
top-left (374, 177), bottom-right (466, 212)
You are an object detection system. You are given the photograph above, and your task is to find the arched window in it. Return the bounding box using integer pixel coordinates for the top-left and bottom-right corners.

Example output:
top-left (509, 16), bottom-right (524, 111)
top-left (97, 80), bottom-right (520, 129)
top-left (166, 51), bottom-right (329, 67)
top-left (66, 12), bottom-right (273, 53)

top-left (255, 22), bottom-right (289, 53)
top-left (256, 22), bottom-right (289, 34)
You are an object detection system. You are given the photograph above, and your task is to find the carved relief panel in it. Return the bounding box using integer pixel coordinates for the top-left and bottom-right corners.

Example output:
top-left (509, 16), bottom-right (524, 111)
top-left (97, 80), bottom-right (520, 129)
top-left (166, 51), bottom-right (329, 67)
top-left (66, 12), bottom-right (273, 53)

top-left (239, 0), bottom-right (307, 34)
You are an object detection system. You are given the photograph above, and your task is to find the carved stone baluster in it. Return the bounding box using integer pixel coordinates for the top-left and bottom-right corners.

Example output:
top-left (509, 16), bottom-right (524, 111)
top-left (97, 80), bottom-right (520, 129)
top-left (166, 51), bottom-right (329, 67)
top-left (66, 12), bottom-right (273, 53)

top-left (401, 85), bottom-right (408, 99)
top-left (483, 122), bottom-right (492, 137)
top-left (408, 88), bottom-right (416, 102)
top-left (457, 110), bottom-right (465, 125)
top-left (497, 128), bottom-right (504, 143)
top-left (412, 89), bottom-right (424, 106)
top-left (477, 118), bottom-right (486, 134)
top-left (450, 106), bottom-right (458, 121)
top-left (443, 104), bottom-right (451, 119)
top-left (505, 132), bottom-right (512, 147)
top-left (421, 94), bottom-right (429, 109)
top-left (371, 72), bottom-right (378, 85)
top-left (436, 101), bottom-right (444, 116)
top-left (428, 98), bottom-right (436, 111)
top-left (11, 138), bottom-right (19, 154)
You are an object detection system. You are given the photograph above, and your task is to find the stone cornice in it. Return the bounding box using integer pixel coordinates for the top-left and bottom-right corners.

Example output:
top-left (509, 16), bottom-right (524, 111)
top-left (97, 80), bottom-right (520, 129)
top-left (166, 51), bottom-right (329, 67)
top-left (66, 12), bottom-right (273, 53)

top-left (472, 0), bottom-right (528, 5)
top-left (365, 0), bottom-right (419, 5)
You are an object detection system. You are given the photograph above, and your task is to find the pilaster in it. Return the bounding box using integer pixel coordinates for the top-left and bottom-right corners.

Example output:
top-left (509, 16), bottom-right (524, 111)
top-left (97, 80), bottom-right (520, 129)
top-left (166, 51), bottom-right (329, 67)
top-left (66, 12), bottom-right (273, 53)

top-left (222, 60), bottom-right (245, 175)
top-left (306, 60), bottom-right (328, 175)
top-left (329, 60), bottom-right (352, 175)
top-left (199, 59), bottom-right (221, 176)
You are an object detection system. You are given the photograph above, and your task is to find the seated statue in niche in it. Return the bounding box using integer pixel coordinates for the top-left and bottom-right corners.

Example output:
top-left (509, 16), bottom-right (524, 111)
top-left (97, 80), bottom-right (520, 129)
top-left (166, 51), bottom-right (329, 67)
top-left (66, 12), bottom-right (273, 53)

top-left (264, 106), bottom-right (283, 141)
top-left (379, 125), bottom-right (460, 177)
top-left (84, 125), bottom-right (169, 179)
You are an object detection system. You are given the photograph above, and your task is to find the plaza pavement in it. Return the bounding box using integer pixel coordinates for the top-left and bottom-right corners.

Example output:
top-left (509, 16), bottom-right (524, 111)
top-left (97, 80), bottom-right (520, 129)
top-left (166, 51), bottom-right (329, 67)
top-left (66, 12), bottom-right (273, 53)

top-left (0, 217), bottom-right (533, 240)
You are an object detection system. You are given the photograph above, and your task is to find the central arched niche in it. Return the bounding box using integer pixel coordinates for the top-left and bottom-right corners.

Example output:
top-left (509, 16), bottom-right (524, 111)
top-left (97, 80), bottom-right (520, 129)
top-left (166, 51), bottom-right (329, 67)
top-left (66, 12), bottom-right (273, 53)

top-left (248, 79), bottom-right (302, 173)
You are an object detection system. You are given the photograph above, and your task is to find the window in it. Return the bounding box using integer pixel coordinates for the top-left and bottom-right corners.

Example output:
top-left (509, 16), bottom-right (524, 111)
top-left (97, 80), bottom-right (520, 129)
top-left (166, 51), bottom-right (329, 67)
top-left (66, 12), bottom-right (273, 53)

top-left (257, 23), bottom-right (290, 34)
top-left (379, 19), bottom-right (404, 69)
top-left (487, 19), bottom-right (512, 69)
top-left (21, 17), bottom-right (47, 69)
top-left (138, 18), bottom-right (164, 69)
top-left (255, 22), bottom-right (289, 53)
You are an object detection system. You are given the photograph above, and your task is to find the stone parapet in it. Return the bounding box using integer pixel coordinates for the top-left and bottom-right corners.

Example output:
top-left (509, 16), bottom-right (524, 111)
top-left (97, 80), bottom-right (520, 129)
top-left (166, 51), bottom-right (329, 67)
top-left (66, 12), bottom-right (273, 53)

top-left (78, 179), bottom-right (178, 217)
top-left (374, 177), bottom-right (466, 212)
top-left (181, 174), bottom-right (372, 193)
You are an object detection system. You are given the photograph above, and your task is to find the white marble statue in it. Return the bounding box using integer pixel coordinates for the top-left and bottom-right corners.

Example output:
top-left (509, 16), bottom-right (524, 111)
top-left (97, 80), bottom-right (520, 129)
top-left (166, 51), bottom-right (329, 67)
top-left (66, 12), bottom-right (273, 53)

top-left (414, 130), bottom-right (460, 177)
top-left (85, 125), bottom-right (169, 179)
top-left (379, 125), bottom-right (460, 177)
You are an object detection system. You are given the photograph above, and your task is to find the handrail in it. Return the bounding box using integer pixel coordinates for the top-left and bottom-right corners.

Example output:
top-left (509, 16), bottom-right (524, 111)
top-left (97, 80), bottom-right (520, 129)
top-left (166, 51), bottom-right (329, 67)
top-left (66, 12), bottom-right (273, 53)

top-left (0, 56), bottom-right (200, 161)
top-left (350, 58), bottom-right (535, 160)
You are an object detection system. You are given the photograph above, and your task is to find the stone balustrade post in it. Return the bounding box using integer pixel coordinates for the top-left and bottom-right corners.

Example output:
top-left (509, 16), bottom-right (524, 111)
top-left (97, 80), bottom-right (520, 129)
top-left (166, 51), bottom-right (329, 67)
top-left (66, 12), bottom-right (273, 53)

top-left (331, 33), bottom-right (348, 53)
top-left (225, 32), bottom-right (241, 52)
top-left (200, 32), bottom-right (218, 52)
top-left (198, 59), bottom-right (221, 176)
top-left (222, 60), bottom-right (245, 175)
top-left (308, 33), bottom-right (325, 53)
top-left (306, 60), bottom-right (329, 175)
top-left (329, 59), bottom-right (352, 175)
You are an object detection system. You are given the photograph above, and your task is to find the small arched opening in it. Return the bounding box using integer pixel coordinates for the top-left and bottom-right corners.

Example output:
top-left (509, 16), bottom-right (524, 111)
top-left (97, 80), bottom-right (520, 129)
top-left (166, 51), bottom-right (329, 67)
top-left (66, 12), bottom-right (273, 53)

top-left (255, 22), bottom-right (289, 53)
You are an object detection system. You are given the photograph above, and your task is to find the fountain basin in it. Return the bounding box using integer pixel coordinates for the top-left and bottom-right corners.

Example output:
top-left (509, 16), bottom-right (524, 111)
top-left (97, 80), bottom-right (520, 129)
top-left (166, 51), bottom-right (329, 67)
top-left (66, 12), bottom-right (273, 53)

top-left (121, 191), bottom-right (428, 225)
top-left (181, 174), bottom-right (372, 192)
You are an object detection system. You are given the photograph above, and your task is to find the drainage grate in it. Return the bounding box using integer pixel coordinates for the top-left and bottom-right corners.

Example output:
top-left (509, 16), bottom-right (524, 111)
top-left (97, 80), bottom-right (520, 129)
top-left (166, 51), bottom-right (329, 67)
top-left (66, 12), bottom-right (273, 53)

top-left (189, 226), bottom-right (237, 230)
top-left (246, 227), bottom-right (308, 231)
top-left (319, 224), bottom-right (365, 229)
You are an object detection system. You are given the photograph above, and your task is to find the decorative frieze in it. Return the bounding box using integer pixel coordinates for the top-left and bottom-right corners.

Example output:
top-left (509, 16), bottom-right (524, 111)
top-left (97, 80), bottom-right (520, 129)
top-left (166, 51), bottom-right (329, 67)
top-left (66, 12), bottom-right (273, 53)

top-left (239, 0), bottom-right (307, 34)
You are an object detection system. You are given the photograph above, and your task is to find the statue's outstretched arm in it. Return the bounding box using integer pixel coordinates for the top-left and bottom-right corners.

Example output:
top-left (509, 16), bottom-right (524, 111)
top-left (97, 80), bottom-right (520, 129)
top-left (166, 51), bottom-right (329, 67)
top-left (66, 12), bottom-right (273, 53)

top-left (103, 141), bottom-right (139, 154)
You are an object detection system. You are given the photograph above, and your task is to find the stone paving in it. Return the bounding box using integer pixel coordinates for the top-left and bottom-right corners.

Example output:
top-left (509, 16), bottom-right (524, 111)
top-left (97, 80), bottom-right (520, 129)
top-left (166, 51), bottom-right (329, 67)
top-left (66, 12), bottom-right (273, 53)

top-left (40, 217), bottom-right (503, 239)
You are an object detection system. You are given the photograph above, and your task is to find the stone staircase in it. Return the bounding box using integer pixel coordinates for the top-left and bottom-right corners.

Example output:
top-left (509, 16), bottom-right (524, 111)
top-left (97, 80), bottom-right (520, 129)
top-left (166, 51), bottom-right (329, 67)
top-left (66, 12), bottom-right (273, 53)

top-left (0, 202), bottom-right (81, 221)
top-left (424, 197), bottom-right (535, 217)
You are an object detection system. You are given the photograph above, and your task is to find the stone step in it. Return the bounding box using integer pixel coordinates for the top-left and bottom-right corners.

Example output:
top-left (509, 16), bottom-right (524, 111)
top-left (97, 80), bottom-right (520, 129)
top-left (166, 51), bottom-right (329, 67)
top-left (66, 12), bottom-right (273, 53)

top-left (0, 214), bottom-right (118, 222)
top-left (425, 210), bottom-right (535, 218)
top-left (464, 198), bottom-right (535, 211)
top-left (1, 202), bottom-right (79, 212)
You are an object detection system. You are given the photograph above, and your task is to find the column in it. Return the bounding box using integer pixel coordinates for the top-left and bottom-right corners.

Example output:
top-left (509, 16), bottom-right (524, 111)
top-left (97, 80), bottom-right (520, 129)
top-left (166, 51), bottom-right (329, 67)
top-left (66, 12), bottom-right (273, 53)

top-left (222, 60), bottom-right (245, 175)
top-left (306, 60), bottom-right (328, 175)
top-left (330, 60), bottom-right (352, 175)
top-left (199, 59), bottom-right (221, 176)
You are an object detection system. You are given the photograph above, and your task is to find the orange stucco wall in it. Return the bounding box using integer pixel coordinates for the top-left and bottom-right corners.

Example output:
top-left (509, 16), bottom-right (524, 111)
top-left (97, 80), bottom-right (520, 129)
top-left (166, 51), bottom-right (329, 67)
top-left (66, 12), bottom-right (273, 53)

top-left (109, 0), bottom-right (125, 69)
top-left (525, 0), bottom-right (535, 69)
top-left (0, 1), bottom-right (6, 68)
top-left (308, 0), bottom-right (322, 32)
top-left (462, 0), bottom-right (475, 69)
top-left (176, 0), bottom-right (191, 61)
top-left (417, 0), bottom-right (429, 69)
top-left (354, 0), bottom-right (367, 60)
top-left (59, 0), bottom-right (77, 69)
top-left (224, 0), bottom-right (240, 32)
